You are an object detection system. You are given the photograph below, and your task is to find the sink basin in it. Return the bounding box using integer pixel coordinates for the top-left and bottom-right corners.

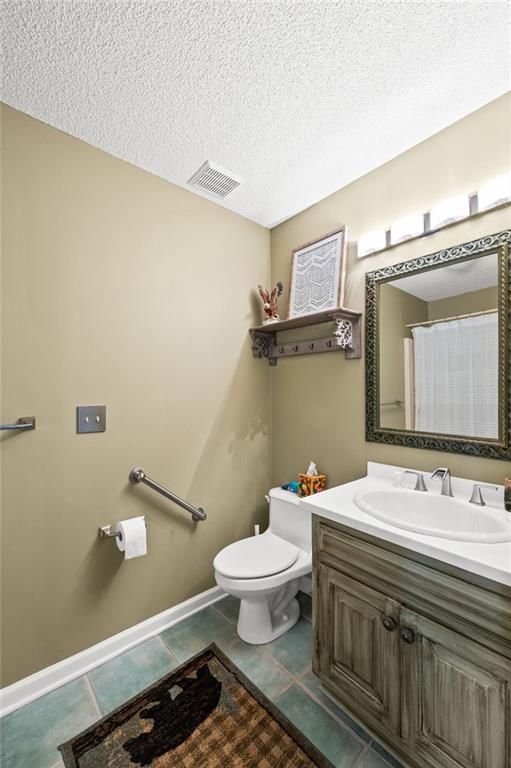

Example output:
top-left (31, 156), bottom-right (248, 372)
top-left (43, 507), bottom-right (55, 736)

top-left (353, 488), bottom-right (511, 543)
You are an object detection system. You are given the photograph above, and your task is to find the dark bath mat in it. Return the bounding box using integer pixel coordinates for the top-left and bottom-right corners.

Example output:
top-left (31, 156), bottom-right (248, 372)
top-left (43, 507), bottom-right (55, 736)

top-left (59, 644), bottom-right (334, 767)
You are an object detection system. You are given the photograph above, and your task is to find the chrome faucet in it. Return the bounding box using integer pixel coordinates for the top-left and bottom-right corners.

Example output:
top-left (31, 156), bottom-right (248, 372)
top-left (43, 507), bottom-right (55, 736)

top-left (404, 470), bottom-right (428, 492)
top-left (431, 467), bottom-right (454, 497)
top-left (469, 483), bottom-right (499, 506)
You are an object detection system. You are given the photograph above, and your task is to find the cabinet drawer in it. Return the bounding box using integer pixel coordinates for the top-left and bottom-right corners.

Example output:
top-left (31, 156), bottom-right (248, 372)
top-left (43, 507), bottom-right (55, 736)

top-left (314, 518), bottom-right (511, 658)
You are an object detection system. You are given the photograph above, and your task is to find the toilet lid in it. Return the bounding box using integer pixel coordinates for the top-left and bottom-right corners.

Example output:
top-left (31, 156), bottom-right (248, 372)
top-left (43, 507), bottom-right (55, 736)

top-left (214, 533), bottom-right (300, 579)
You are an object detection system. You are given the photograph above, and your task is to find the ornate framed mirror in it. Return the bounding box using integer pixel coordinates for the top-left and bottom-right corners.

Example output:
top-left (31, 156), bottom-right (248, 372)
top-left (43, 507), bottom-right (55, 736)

top-left (365, 230), bottom-right (510, 459)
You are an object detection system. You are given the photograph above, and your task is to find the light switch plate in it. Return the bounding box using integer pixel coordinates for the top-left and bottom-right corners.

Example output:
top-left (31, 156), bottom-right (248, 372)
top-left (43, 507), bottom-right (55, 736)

top-left (77, 405), bottom-right (106, 433)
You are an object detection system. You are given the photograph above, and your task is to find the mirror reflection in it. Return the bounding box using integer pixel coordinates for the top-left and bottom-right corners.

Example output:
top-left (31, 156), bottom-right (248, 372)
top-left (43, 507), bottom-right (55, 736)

top-left (379, 251), bottom-right (499, 439)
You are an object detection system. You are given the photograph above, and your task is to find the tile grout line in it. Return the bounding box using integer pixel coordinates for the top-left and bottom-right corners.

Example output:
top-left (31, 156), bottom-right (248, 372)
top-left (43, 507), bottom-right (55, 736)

top-left (170, 602), bottom-right (374, 735)
top-left (352, 743), bottom-right (372, 767)
top-left (187, 600), bottom-right (377, 758)
top-left (166, 645), bottom-right (180, 666)
top-left (158, 604), bottom-right (300, 703)
top-left (293, 678), bottom-right (369, 748)
top-left (159, 629), bottom-right (174, 655)
top-left (210, 602), bottom-right (238, 627)
top-left (271, 676), bottom-right (370, 768)
top-left (211, 601), bottom-right (302, 679)
top-left (213, 599), bottom-right (318, 688)
top-left (295, 672), bottom-right (374, 743)
top-left (259, 633), bottom-right (314, 680)
top-left (83, 673), bottom-right (103, 718)
top-left (256, 642), bottom-right (295, 671)
top-left (294, 659), bottom-right (315, 678)
top-left (270, 678), bottom-right (296, 700)
top-left (154, 632), bottom-right (179, 664)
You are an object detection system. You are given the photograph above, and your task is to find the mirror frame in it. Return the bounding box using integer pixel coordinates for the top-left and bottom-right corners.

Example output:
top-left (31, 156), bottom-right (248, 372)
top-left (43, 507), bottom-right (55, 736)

top-left (365, 229), bottom-right (510, 460)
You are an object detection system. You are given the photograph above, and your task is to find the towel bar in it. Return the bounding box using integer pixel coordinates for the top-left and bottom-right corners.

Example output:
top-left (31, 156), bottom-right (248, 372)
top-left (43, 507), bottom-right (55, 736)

top-left (0, 417), bottom-right (36, 431)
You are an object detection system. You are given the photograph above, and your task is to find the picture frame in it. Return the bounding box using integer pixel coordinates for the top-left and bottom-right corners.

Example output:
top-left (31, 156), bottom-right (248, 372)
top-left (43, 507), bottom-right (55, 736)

top-left (287, 226), bottom-right (347, 318)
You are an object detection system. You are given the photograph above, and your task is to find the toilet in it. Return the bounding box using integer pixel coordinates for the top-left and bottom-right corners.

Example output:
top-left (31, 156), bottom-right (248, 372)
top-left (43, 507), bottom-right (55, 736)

top-left (213, 488), bottom-right (312, 644)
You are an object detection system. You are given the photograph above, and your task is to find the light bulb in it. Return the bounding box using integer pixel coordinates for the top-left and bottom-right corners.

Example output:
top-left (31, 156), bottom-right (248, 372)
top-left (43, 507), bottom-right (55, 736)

top-left (357, 230), bottom-right (386, 258)
top-left (478, 174), bottom-right (511, 211)
top-left (430, 195), bottom-right (469, 230)
top-left (390, 213), bottom-right (424, 244)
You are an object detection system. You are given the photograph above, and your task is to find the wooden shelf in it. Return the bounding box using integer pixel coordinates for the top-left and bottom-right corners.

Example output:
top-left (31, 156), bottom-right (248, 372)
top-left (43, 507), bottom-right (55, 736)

top-left (250, 307), bottom-right (362, 365)
top-left (250, 307), bottom-right (361, 334)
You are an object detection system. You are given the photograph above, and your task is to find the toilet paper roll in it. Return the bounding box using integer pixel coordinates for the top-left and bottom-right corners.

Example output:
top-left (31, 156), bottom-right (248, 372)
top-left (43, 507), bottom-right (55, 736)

top-left (115, 517), bottom-right (147, 559)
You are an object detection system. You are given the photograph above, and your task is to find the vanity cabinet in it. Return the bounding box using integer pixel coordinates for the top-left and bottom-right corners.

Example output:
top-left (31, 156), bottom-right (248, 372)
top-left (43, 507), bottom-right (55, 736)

top-left (313, 517), bottom-right (511, 768)
top-left (317, 566), bottom-right (401, 736)
top-left (400, 608), bottom-right (510, 768)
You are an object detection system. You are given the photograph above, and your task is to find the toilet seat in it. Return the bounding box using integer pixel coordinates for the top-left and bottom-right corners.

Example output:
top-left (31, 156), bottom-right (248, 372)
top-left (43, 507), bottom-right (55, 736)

top-left (214, 533), bottom-right (299, 579)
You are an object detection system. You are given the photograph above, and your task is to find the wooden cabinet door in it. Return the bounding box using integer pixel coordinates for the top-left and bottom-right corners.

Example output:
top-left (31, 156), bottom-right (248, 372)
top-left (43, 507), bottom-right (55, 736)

top-left (401, 608), bottom-right (511, 768)
top-left (317, 564), bottom-right (401, 736)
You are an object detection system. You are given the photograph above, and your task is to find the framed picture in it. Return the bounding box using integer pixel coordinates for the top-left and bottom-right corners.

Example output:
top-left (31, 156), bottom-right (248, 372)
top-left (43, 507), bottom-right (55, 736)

top-left (287, 226), bottom-right (347, 318)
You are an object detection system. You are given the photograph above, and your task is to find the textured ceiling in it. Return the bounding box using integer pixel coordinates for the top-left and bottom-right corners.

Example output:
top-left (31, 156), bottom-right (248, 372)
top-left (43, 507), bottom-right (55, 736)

top-left (2, 1), bottom-right (510, 227)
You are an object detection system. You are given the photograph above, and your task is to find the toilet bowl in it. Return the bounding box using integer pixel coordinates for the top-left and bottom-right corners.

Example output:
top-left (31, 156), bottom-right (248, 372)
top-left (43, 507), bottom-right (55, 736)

top-left (214, 488), bottom-right (312, 644)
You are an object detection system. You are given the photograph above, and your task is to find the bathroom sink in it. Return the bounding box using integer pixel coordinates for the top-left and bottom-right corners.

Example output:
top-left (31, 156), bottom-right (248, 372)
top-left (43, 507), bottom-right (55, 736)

top-left (353, 488), bottom-right (511, 543)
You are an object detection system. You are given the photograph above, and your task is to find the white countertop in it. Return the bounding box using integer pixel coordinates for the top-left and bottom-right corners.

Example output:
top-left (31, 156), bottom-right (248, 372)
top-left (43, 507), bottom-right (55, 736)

top-left (300, 462), bottom-right (511, 587)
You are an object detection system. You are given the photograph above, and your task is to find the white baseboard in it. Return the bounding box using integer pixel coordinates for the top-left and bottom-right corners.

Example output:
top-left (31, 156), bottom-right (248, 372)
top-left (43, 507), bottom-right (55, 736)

top-left (0, 585), bottom-right (225, 718)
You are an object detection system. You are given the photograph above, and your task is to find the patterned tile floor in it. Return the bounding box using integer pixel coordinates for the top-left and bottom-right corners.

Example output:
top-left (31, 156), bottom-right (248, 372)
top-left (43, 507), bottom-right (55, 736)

top-left (0, 593), bottom-right (404, 768)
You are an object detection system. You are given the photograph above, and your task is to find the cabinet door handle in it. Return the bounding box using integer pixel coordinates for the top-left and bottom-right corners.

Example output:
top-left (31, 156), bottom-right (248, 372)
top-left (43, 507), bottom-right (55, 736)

top-left (382, 615), bottom-right (398, 632)
top-left (400, 627), bottom-right (415, 644)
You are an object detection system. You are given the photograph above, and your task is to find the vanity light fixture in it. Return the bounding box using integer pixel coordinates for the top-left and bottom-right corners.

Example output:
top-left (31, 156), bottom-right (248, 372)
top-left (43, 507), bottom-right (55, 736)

top-left (356, 173), bottom-right (510, 258)
top-left (357, 230), bottom-right (386, 258)
top-left (429, 194), bottom-right (470, 230)
top-left (390, 213), bottom-right (424, 245)
top-left (478, 173), bottom-right (511, 211)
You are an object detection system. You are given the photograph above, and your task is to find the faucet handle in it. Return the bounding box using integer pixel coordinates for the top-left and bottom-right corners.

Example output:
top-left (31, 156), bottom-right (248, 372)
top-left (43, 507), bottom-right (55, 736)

top-left (431, 467), bottom-right (454, 497)
top-left (469, 483), bottom-right (499, 506)
top-left (404, 470), bottom-right (428, 492)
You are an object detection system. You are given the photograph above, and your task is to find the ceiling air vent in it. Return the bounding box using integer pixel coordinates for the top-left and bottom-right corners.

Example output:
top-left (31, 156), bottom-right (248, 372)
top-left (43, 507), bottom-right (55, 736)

top-left (188, 161), bottom-right (242, 199)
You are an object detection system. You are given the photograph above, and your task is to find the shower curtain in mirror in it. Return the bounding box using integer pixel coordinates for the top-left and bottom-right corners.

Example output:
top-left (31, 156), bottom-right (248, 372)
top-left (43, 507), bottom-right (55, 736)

top-left (412, 313), bottom-right (498, 438)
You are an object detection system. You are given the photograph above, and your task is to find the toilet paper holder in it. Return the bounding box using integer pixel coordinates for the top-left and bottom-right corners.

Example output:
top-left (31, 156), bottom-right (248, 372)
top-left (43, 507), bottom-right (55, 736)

top-left (98, 525), bottom-right (122, 540)
top-left (98, 520), bottom-right (147, 540)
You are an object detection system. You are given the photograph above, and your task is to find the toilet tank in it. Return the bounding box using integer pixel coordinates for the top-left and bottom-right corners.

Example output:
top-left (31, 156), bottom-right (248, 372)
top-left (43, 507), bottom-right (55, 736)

top-left (268, 488), bottom-right (311, 552)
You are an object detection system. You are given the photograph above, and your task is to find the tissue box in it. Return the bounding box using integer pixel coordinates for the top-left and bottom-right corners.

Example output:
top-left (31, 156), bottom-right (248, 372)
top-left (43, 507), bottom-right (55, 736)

top-left (298, 473), bottom-right (327, 497)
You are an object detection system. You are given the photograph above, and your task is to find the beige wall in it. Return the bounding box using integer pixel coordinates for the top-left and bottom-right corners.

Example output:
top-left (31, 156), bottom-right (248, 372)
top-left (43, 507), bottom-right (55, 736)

top-left (427, 285), bottom-right (498, 321)
top-left (0, 106), bottom-right (271, 686)
top-left (270, 93), bottom-right (511, 489)
top-left (379, 285), bottom-right (426, 429)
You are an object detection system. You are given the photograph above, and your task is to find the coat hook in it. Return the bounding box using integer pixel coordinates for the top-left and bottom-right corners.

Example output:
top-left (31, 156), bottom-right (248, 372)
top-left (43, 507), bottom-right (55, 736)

top-left (309, 343), bottom-right (314, 350)
top-left (293, 345), bottom-right (299, 352)
top-left (327, 340), bottom-right (332, 348)
top-left (279, 346), bottom-right (284, 354)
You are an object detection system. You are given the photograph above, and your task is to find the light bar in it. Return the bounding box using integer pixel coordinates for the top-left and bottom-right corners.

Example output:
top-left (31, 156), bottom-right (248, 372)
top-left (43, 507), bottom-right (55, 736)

top-left (429, 195), bottom-right (469, 230)
top-left (391, 213), bottom-right (424, 245)
top-left (478, 174), bottom-right (511, 211)
top-left (357, 230), bottom-right (386, 258)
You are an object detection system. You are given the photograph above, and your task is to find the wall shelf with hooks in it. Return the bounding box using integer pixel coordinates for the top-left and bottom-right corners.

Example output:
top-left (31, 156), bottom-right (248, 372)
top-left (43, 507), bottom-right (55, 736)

top-left (250, 307), bottom-right (362, 366)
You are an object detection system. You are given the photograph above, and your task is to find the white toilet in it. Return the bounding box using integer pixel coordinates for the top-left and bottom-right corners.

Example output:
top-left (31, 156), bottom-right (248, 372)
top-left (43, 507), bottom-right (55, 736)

top-left (213, 488), bottom-right (312, 644)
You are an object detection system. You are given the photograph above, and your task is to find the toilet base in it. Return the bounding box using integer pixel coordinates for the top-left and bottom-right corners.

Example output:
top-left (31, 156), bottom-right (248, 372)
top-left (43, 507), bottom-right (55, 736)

top-left (237, 581), bottom-right (300, 644)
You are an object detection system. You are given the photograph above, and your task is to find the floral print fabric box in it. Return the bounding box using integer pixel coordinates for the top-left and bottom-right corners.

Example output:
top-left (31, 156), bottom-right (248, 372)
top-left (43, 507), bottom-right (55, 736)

top-left (297, 473), bottom-right (327, 497)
